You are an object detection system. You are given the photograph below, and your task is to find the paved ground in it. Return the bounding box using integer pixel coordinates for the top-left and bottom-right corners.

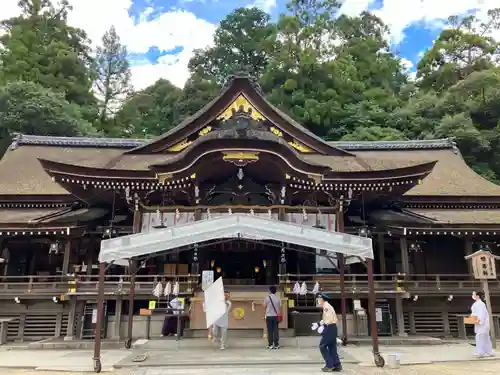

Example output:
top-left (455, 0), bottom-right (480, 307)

top-left (0, 361), bottom-right (499, 375)
top-left (0, 343), bottom-right (497, 372)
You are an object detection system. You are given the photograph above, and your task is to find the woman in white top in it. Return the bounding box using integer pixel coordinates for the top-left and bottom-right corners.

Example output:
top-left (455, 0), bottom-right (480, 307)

top-left (470, 291), bottom-right (494, 357)
top-left (264, 285), bottom-right (281, 349)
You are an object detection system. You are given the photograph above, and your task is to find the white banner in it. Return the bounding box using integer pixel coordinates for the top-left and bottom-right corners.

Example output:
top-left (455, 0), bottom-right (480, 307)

top-left (202, 270), bottom-right (214, 291)
top-left (204, 277), bottom-right (226, 328)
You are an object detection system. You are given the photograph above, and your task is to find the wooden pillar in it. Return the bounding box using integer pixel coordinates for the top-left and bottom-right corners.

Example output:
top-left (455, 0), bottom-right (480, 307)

top-left (278, 207), bottom-right (287, 276)
top-left (395, 295), bottom-right (407, 336)
top-left (408, 311), bottom-right (416, 335)
top-left (377, 234), bottom-right (386, 276)
top-left (400, 237), bottom-right (410, 274)
top-left (464, 237), bottom-right (473, 275)
top-left (113, 297), bottom-right (123, 340)
top-left (17, 313), bottom-right (26, 342)
top-left (62, 240), bottom-right (71, 275)
top-left (191, 209), bottom-right (202, 276)
top-left (55, 311), bottom-right (63, 337)
top-left (64, 296), bottom-right (77, 340)
top-left (442, 309), bottom-right (451, 337)
top-left (337, 199), bottom-right (348, 344)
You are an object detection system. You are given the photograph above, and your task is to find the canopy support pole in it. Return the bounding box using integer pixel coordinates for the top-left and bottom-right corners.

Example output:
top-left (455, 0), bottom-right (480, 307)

top-left (367, 258), bottom-right (384, 367)
top-left (92, 263), bottom-right (106, 373)
top-left (336, 200), bottom-right (348, 346)
top-left (125, 260), bottom-right (136, 349)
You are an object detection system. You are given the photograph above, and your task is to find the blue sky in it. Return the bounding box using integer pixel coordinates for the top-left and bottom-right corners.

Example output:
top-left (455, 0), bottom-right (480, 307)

top-left (4, 0), bottom-right (490, 89)
top-left (126, 0), bottom-right (440, 67)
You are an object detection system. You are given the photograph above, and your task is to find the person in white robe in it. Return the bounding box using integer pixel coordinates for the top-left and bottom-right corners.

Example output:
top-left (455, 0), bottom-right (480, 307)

top-left (470, 291), bottom-right (494, 357)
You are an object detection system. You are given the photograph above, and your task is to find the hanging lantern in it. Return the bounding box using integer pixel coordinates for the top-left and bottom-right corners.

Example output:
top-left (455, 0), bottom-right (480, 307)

top-left (216, 267), bottom-right (222, 273)
top-left (210, 260), bottom-right (215, 268)
top-left (254, 266), bottom-right (260, 273)
top-left (263, 260), bottom-right (267, 268)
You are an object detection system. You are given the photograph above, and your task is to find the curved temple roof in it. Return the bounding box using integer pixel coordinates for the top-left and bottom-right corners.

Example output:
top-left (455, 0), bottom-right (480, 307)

top-left (1, 134), bottom-right (499, 199)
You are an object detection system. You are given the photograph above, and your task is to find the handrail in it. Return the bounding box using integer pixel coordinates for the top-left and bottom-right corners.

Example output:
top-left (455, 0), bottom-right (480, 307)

top-left (279, 273), bottom-right (500, 293)
top-left (0, 274), bottom-right (201, 296)
top-left (278, 273), bottom-right (500, 281)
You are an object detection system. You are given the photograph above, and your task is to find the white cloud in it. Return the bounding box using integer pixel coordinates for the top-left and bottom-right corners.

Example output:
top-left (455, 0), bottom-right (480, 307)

top-left (373, 0), bottom-right (500, 44)
top-left (1, 0), bottom-right (216, 90)
top-left (250, 0), bottom-right (277, 13)
top-left (340, 0), bottom-right (378, 17)
top-left (340, 1), bottom-right (500, 45)
top-left (400, 58), bottom-right (413, 71)
top-left (3, 0), bottom-right (499, 90)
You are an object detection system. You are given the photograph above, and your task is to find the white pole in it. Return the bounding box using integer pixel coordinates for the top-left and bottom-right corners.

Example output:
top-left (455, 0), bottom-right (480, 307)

top-left (481, 279), bottom-right (496, 349)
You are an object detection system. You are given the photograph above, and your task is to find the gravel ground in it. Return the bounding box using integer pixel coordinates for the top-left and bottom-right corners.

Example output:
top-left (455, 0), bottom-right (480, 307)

top-left (0, 360), bottom-right (499, 375)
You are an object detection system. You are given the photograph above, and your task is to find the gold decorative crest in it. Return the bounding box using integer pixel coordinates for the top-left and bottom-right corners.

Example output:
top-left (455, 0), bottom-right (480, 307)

top-left (217, 94), bottom-right (264, 121)
top-left (288, 140), bottom-right (312, 153)
top-left (270, 126), bottom-right (283, 137)
top-left (199, 126), bottom-right (212, 136)
top-left (157, 173), bottom-right (172, 184)
top-left (233, 307), bottom-right (245, 320)
top-left (222, 151), bottom-right (260, 162)
top-left (167, 139), bottom-right (191, 152)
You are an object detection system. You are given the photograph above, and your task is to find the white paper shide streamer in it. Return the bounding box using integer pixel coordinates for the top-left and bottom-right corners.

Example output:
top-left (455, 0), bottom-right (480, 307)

top-left (152, 282), bottom-right (163, 298)
top-left (164, 281), bottom-right (172, 297)
top-left (311, 282), bottom-right (320, 294)
top-left (300, 282), bottom-right (307, 295)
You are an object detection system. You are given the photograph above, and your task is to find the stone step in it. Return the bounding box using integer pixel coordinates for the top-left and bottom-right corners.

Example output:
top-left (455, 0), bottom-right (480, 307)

top-left (183, 328), bottom-right (295, 339)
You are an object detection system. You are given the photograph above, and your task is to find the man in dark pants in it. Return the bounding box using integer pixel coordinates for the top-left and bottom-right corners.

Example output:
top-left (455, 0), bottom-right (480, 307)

top-left (264, 285), bottom-right (281, 349)
top-left (313, 293), bottom-right (342, 372)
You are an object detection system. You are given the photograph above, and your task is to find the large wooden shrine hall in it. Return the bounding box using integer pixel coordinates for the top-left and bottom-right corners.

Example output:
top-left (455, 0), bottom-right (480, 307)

top-left (0, 74), bottom-right (499, 343)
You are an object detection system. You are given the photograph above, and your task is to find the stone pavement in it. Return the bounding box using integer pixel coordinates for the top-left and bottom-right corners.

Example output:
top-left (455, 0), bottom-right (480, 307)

top-left (1, 361), bottom-right (500, 375)
top-left (0, 343), bottom-right (497, 372)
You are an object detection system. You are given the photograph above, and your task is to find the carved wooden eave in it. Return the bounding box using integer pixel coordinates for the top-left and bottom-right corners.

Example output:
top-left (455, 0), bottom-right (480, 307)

top-left (37, 158), bottom-right (195, 205)
top-left (148, 133), bottom-right (330, 179)
top-left (126, 75), bottom-right (353, 156)
top-left (290, 161), bottom-right (437, 195)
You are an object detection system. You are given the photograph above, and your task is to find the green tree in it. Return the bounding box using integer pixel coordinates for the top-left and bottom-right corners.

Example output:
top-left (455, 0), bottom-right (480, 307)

top-left (417, 10), bottom-right (500, 92)
top-left (261, 7), bottom-right (406, 140)
top-left (94, 26), bottom-right (132, 133)
top-left (0, 0), bottom-right (96, 117)
top-left (115, 79), bottom-right (183, 137)
top-left (188, 7), bottom-right (278, 84)
top-left (340, 126), bottom-right (407, 141)
top-left (0, 81), bottom-right (97, 137)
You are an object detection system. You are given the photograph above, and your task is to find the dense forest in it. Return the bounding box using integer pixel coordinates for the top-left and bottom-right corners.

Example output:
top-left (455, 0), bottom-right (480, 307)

top-left (1, 0), bottom-right (500, 182)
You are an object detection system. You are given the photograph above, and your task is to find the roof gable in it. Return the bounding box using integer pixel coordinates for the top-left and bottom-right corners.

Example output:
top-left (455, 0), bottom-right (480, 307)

top-left (127, 75), bottom-right (352, 156)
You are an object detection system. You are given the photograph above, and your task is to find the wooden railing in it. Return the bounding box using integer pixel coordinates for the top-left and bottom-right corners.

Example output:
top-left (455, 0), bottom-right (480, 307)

top-left (279, 273), bottom-right (500, 295)
top-left (0, 274), bottom-right (200, 298)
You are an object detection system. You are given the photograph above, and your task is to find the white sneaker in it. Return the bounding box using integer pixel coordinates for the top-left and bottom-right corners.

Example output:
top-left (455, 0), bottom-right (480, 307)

top-left (220, 346), bottom-right (225, 350)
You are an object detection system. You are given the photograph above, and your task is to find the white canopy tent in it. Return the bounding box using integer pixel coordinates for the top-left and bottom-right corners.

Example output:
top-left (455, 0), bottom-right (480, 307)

top-left (99, 214), bottom-right (373, 264)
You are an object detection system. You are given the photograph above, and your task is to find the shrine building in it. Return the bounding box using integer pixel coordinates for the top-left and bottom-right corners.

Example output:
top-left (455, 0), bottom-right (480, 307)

top-left (0, 74), bottom-right (499, 343)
